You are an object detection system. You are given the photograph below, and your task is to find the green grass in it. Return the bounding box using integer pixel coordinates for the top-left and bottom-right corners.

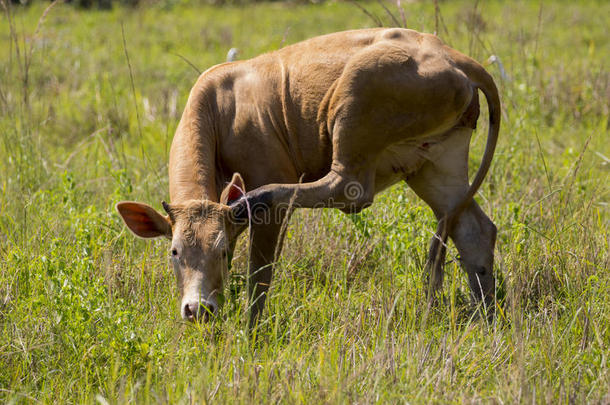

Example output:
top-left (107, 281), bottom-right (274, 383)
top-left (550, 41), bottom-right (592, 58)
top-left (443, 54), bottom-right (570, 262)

top-left (1, 0), bottom-right (608, 402)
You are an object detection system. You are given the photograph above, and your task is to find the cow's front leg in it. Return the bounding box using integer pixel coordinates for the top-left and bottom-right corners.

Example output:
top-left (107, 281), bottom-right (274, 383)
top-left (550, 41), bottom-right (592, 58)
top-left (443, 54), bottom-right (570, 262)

top-left (246, 220), bottom-right (285, 329)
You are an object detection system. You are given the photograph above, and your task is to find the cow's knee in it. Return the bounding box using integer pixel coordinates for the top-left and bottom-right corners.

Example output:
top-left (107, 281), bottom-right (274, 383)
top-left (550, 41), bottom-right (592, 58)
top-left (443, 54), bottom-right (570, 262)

top-left (338, 180), bottom-right (374, 213)
top-left (329, 172), bottom-right (375, 213)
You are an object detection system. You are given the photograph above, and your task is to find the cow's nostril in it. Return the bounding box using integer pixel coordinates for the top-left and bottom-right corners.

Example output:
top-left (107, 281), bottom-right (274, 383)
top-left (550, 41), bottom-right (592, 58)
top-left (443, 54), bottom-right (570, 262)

top-left (183, 301), bottom-right (215, 322)
top-left (183, 302), bottom-right (195, 320)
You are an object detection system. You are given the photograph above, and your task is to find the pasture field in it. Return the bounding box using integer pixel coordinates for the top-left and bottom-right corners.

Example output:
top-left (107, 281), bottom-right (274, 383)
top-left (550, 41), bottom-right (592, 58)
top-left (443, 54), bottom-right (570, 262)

top-left (1, 0), bottom-right (608, 402)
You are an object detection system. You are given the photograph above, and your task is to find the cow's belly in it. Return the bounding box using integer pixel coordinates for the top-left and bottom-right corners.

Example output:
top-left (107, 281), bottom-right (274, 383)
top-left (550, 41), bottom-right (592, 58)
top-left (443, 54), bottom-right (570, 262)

top-left (374, 133), bottom-right (452, 194)
top-left (374, 141), bottom-right (425, 193)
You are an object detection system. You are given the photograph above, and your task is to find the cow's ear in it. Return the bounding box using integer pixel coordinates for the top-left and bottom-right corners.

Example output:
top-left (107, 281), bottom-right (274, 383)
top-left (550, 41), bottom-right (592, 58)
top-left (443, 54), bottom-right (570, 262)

top-left (220, 173), bottom-right (246, 205)
top-left (116, 201), bottom-right (172, 239)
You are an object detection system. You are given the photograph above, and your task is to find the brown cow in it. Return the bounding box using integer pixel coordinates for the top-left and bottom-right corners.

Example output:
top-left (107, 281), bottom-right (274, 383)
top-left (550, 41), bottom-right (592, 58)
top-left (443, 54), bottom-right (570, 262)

top-left (116, 28), bottom-right (500, 324)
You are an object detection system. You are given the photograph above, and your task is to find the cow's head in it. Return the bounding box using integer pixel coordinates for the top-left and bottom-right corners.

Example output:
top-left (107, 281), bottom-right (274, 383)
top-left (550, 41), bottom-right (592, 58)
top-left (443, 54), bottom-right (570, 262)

top-left (116, 173), bottom-right (247, 322)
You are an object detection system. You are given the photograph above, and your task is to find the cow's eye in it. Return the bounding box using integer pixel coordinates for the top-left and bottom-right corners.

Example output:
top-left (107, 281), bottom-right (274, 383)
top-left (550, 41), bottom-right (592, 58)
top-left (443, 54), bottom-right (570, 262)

top-left (171, 248), bottom-right (178, 257)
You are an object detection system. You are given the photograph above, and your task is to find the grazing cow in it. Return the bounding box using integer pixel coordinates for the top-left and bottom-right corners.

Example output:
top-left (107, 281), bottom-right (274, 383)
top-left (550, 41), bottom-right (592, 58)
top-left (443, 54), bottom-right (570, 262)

top-left (116, 28), bottom-right (500, 324)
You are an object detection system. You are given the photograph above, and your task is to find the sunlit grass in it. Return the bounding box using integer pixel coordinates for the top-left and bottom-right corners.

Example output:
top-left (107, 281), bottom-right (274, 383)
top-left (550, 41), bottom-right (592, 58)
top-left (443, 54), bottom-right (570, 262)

top-left (0, 0), bottom-right (608, 402)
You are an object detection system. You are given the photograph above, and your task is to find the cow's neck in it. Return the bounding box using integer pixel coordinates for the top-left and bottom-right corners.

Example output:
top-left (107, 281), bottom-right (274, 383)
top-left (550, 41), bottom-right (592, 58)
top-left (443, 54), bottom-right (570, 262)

top-left (168, 93), bottom-right (219, 203)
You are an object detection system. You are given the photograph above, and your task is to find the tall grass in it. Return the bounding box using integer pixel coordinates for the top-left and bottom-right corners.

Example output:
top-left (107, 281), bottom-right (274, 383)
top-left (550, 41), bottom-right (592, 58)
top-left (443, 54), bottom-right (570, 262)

top-left (0, 0), bottom-right (608, 402)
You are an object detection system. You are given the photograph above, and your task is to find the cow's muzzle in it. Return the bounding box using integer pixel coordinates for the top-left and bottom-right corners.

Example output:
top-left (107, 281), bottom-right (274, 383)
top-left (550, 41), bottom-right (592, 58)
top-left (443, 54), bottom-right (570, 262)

top-left (182, 300), bottom-right (216, 322)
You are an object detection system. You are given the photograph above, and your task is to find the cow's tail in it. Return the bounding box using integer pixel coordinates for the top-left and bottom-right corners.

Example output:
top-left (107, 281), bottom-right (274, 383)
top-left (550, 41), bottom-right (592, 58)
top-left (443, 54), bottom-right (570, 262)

top-left (427, 49), bottom-right (501, 298)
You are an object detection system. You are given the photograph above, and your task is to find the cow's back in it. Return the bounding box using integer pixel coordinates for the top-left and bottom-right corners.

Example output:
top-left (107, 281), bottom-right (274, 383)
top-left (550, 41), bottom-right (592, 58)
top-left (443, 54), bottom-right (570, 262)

top-left (203, 28), bottom-right (469, 191)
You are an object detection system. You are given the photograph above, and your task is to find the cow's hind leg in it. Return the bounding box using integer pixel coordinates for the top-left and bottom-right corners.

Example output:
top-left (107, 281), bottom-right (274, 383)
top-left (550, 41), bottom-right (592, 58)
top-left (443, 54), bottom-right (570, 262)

top-left (406, 128), bottom-right (497, 308)
top-left (240, 165), bottom-right (377, 215)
